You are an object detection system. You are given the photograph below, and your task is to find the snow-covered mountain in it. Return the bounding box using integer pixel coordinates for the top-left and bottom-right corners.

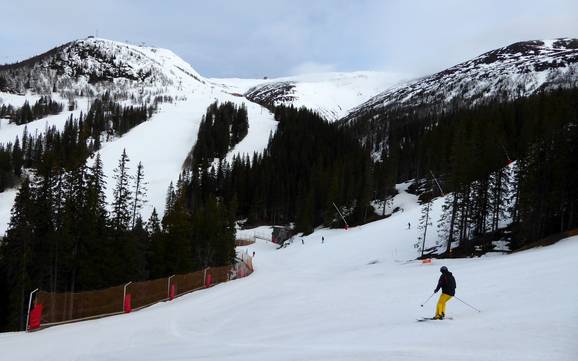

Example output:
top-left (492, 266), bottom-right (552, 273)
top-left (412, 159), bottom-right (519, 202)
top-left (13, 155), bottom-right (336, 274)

top-left (1, 36), bottom-right (578, 360)
top-left (344, 38), bottom-right (578, 123)
top-left (237, 72), bottom-right (408, 121)
top-left (0, 37), bottom-right (406, 120)
top-left (0, 38), bottom-right (402, 235)
top-left (0, 37), bottom-right (204, 96)
top-left (0, 38), bottom-right (278, 235)
top-left (2, 37), bottom-right (578, 236)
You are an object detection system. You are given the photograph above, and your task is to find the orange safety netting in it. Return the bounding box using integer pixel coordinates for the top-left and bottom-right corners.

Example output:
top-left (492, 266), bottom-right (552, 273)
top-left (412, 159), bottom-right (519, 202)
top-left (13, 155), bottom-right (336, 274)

top-left (128, 277), bottom-right (169, 310)
top-left (172, 271), bottom-right (205, 297)
top-left (37, 284), bottom-right (125, 325)
top-left (34, 257), bottom-right (253, 328)
top-left (235, 239), bottom-right (255, 246)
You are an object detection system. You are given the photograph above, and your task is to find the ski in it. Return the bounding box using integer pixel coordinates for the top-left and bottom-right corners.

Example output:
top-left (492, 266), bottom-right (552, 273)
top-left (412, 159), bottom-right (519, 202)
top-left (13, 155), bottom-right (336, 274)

top-left (417, 317), bottom-right (453, 321)
top-left (417, 317), bottom-right (435, 322)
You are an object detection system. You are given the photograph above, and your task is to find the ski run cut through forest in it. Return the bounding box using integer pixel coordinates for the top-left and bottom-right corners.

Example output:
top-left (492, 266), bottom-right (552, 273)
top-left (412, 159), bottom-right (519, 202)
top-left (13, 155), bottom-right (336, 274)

top-left (0, 36), bottom-right (578, 361)
top-left (1, 185), bottom-right (577, 361)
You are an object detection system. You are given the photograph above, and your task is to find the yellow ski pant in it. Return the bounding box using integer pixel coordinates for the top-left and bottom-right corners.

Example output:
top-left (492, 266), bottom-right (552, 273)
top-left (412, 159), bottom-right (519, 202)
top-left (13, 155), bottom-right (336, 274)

top-left (436, 293), bottom-right (453, 317)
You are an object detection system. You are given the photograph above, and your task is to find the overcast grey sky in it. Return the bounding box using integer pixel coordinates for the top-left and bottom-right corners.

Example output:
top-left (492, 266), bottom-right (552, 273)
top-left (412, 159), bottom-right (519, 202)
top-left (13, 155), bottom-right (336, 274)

top-left (1, 0), bottom-right (577, 78)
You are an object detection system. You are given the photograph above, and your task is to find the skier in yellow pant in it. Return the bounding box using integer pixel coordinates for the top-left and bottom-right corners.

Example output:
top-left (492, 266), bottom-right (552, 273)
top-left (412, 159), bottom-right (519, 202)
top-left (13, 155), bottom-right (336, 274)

top-left (436, 293), bottom-right (452, 318)
top-left (433, 266), bottom-right (456, 320)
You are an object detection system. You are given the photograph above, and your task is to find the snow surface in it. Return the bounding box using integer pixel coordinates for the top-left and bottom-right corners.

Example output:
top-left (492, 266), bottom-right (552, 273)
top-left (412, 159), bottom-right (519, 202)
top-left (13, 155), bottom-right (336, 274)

top-left (215, 71), bottom-right (409, 121)
top-left (0, 188), bottom-right (17, 233)
top-left (0, 92), bottom-right (42, 109)
top-left (0, 94), bottom-right (89, 145)
top-left (1, 186), bottom-right (577, 361)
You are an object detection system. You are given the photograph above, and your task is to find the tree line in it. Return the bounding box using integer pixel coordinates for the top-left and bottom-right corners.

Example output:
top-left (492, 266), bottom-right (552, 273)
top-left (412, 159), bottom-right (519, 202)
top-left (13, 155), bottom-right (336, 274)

top-left (368, 88), bottom-right (578, 255)
top-left (0, 94), bottom-right (154, 193)
top-left (181, 105), bottom-right (374, 235)
top-left (0, 150), bottom-right (148, 331)
top-left (184, 101), bottom-right (249, 170)
top-left (0, 96), bottom-right (238, 332)
top-left (2, 87), bottom-right (577, 331)
top-left (0, 96), bottom-right (64, 125)
top-left (0, 147), bottom-right (236, 331)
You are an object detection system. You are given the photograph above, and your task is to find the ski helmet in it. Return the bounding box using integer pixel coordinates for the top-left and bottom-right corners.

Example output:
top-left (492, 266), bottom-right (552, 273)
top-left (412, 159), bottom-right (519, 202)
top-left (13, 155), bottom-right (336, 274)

top-left (440, 266), bottom-right (448, 273)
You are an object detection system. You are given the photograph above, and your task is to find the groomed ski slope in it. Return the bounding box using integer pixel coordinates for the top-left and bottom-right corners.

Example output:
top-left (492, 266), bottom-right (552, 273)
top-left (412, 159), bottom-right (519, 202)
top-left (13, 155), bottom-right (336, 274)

top-left (1, 187), bottom-right (577, 361)
top-left (1, 67), bottom-right (402, 235)
top-left (0, 88), bottom-right (277, 234)
top-left (1, 39), bottom-right (407, 234)
top-left (0, 38), bottom-right (280, 234)
top-left (94, 90), bottom-right (277, 223)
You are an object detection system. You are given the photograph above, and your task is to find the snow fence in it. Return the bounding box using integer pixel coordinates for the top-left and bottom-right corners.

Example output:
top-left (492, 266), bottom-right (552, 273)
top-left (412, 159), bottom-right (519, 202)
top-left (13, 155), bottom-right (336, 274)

top-left (29, 256), bottom-right (253, 330)
top-left (235, 237), bottom-right (256, 246)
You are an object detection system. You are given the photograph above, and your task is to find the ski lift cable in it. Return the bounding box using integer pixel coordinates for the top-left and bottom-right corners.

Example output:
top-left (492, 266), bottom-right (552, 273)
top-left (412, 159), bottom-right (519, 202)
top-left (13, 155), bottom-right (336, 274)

top-left (501, 143), bottom-right (512, 162)
top-left (429, 170), bottom-right (445, 196)
top-left (332, 202), bottom-right (349, 227)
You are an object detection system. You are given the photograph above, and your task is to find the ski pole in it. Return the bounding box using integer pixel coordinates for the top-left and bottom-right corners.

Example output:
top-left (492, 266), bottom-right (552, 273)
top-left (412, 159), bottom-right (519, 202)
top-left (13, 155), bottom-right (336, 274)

top-left (454, 296), bottom-right (481, 312)
top-left (420, 293), bottom-right (435, 307)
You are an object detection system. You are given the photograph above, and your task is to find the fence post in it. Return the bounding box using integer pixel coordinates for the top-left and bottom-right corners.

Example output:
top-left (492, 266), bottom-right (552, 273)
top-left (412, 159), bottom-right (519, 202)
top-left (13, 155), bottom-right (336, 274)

top-left (204, 268), bottom-right (212, 288)
top-left (123, 282), bottom-right (132, 313)
top-left (167, 275), bottom-right (175, 300)
top-left (26, 288), bottom-right (39, 332)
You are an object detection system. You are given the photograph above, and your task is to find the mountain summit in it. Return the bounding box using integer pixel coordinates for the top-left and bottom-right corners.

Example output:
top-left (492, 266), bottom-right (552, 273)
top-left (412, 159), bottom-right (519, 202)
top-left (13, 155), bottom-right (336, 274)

top-left (0, 37), bottom-right (204, 95)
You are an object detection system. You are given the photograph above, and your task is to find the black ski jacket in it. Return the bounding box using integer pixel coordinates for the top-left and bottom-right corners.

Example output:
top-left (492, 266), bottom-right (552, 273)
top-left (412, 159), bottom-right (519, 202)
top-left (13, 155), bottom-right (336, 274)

top-left (435, 271), bottom-right (456, 296)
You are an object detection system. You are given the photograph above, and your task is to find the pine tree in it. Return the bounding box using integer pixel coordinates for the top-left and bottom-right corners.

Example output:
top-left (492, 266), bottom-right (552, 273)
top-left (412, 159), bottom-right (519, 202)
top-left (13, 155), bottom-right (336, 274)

top-left (131, 161), bottom-right (147, 229)
top-left (11, 137), bottom-right (23, 177)
top-left (147, 208), bottom-right (167, 278)
top-left (111, 149), bottom-right (133, 232)
top-left (0, 178), bottom-right (35, 330)
top-left (87, 153), bottom-right (108, 226)
top-left (417, 185), bottom-right (434, 258)
top-left (162, 199), bottom-right (194, 273)
top-left (164, 182), bottom-right (176, 216)
top-left (60, 160), bottom-right (90, 293)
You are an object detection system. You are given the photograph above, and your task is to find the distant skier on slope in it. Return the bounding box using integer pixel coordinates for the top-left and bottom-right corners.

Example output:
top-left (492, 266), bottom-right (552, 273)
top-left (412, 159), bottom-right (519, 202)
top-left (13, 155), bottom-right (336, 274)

top-left (433, 266), bottom-right (456, 320)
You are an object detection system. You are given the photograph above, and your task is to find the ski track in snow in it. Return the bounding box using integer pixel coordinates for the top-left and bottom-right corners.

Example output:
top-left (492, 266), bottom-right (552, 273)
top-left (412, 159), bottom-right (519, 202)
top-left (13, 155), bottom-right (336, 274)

top-left (0, 186), bottom-right (577, 361)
